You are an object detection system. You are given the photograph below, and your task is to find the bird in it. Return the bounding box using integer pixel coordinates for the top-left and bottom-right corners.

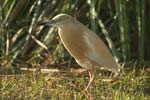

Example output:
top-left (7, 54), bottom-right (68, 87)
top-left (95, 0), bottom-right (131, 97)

top-left (40, 14), bottom-right (120, 90)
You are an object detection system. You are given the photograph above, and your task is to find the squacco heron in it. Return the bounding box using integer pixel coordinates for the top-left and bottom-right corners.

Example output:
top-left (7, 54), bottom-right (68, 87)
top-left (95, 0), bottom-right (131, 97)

top-left (41, 14), bottom-right (120, 90)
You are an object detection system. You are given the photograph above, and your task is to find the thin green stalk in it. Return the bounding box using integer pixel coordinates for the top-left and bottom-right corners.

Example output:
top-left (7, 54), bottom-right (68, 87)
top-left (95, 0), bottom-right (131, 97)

top-left (136, 0), bottom-right (145, 64)
top-left (2, 0), bottom-right (16, 56)
top-left (0, 3), bottom-right (3, 57)
top-left (116, 0), bottom-right (131, 61)
top-left (87, 0), bottom-right (97, 33)
top-left (3, 0), bottom-right (16, 25)
top-left (21, 0), bottom-right (42, 56)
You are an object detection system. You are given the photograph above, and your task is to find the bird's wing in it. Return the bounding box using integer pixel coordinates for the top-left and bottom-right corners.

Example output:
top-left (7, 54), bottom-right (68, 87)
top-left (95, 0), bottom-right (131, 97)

top-left (83, 30), bottom-right (119, 72)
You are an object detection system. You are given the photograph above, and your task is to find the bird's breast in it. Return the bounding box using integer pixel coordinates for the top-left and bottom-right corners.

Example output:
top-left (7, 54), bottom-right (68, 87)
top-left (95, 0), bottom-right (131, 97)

top-left (58, 27), bottom-right (89, 59)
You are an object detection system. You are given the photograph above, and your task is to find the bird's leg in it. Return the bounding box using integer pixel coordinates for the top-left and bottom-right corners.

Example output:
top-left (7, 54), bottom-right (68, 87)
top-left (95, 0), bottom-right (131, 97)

top-left (85, 70), bottom-right (95, 91)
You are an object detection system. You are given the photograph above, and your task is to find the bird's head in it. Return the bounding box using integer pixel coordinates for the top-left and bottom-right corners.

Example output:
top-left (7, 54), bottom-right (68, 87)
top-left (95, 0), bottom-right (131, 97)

top-left (40, 14), bottom-right (74, 27)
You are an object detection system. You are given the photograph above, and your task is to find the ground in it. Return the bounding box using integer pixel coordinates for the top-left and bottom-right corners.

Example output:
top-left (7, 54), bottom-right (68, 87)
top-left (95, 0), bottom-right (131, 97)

top-left (0, 65), bottom-right (149, 100)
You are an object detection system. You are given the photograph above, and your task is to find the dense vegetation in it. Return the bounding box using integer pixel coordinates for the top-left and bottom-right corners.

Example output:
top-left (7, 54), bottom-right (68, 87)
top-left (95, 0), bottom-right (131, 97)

top-left (0, 0), bottom-right (150, 65)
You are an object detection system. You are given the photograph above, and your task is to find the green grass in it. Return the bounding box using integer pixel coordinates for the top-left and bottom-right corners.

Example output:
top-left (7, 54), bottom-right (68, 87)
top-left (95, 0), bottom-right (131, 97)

top-left (0, 66), bottom-right (149, 100)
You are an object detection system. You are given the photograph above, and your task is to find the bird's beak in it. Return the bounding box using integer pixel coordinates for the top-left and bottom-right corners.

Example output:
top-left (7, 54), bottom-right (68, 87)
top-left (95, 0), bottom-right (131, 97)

top-left (39, 19), bottom-right (58, 26)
